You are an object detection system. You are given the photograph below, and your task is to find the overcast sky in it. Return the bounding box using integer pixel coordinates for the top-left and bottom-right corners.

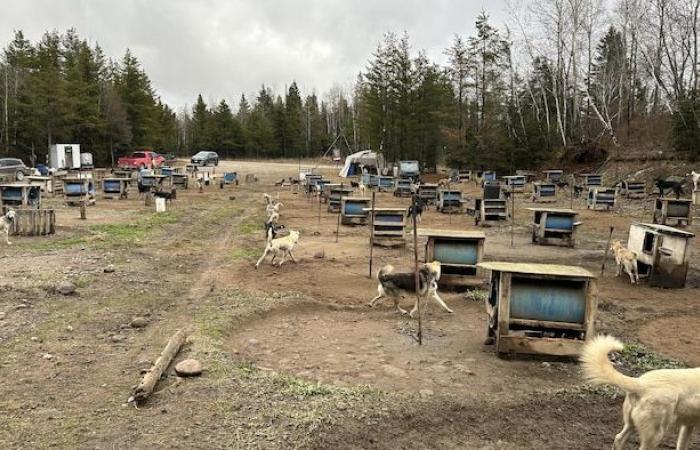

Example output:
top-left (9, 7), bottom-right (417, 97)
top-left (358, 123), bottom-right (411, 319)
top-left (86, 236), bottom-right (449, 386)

top-left (1, 0), bottom-right (508, 110)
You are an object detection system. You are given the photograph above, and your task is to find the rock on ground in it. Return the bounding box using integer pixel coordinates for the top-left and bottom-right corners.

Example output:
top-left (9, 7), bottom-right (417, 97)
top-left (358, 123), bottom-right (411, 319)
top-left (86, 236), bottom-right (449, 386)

top-left (175, 359), bottom-right (203, 377)
top-left (129, 317), bottom-right (148, 328)
top-left (56, 281), bottom-right (76, 295)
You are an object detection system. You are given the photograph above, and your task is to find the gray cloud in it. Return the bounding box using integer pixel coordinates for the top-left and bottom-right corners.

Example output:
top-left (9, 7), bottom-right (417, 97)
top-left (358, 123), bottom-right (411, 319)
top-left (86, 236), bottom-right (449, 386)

top-left (0, 0), bottom-right (507, 109)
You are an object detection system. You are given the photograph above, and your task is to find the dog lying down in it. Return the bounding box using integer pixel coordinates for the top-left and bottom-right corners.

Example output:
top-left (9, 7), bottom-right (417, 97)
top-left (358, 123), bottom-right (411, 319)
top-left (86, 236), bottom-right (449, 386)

top-left (255, 229), bottom-right (300, 269)
top-left (581, 335), bottom-right (700, 450)
top-left (368, 261), bottom-right (453, 318)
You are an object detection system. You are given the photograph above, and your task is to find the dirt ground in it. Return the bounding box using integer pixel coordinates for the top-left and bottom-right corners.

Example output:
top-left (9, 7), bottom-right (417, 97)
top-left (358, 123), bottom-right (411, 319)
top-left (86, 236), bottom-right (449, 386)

top-left (0, 159), bottom-right (698, 449)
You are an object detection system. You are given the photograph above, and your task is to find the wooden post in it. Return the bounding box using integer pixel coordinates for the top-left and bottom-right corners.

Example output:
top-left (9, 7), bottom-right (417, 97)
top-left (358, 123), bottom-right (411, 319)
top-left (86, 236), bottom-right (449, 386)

top-left (318, 187), bottom-right (322, 225)
top-left (510, 190), bottom-right (515, 248)
top-left (412, 194), bottom-right (423, 345)
top-left (80, 201), bottom-right (87, 220)
top-left (601, 226), bottom-right (615, 276)
top-left (368, 191), bottom-right (376, 278)
top-left (570, 174), bottom-right (575, 210)
top-left (336, 183), bottom-right (342, 243)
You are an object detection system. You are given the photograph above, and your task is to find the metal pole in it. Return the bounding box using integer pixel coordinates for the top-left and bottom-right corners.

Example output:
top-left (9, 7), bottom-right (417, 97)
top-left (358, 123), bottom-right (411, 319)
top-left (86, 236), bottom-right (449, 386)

top-left (510, 190), bottom-right (515, 248)
top-left (336, 183), bottom-right (342, 243)
top-left (601, 226), bottom-right (615, 276)
top-left (368, 191), bottom-right (376, 278)
top-left (412, 194), bottom-right (422, 345)
top-left (318, 186), bottom-right (321, 225)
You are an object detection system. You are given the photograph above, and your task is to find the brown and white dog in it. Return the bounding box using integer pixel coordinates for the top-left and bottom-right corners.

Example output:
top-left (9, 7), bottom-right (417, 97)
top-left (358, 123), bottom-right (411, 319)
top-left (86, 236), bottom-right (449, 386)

top-left (255, 229), bottom-right (300, 269)
top-left (0, 210), bottom-right (16, 245)
top-left (610, 240), bottom-right (639, 284)
top-left (368, 261), bottom-right (453, 318)
top-left (581, 335), bottom-right (700, 450)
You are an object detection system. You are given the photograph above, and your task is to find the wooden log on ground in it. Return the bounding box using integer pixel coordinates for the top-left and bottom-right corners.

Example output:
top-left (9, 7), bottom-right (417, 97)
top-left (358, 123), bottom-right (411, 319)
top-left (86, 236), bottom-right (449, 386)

top-left (128, 328), bottom-right (189, 405)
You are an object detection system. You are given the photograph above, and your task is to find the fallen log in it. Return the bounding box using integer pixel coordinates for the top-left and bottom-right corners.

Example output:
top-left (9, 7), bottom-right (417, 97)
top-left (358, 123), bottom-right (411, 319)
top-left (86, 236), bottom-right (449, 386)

top-left (128, 328), bottom-right (189, 405)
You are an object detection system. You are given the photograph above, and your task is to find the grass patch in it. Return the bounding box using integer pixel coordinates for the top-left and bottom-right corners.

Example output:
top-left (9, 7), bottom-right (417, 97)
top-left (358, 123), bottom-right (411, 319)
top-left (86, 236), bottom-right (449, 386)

top-left (619, 342), bottom-right (687, 373)
top-left (230, 246), bottom-right (258, 261)
top-left (274, 375), bottom-right (334, 397)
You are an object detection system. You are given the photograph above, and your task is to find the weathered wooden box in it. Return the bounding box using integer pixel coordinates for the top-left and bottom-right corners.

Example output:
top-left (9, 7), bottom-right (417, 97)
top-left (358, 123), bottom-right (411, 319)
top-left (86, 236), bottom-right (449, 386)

top-left (543, 170), bottom-right (563, 184)
top-left (474, 198), bottom-right (508, 226)
top-left (529, 208), bottom-right (580, 247)
top-left (420, 229), bottom-right (485, 286)
top-left (2, 208), bottom-right (56, 236)
top-left (503, 175), bottom-right (526, 193)
top-left (621, 181), bottom-right (646, 199)
top-left (377, 176), bottom-right (395, 192)
top-left (367, 207), bottom-right (407, 246)
top-left (579, 173), bottom-right (602, 188)
top-left (418, 183), bottom-right (438, 205)
top-left (341, 197), bottom-right (371, 225)
top-left (0, 184), bottom-right (42, 208)
top-left (627, 223), bottom-right (694, 288)
top-left (587, 187), bottom-right (616, 210)
top-left (394, 178), bottom-right (413, 197)
top-left (437, 190), bottom-right (464, 214)
top-left (532, 182), bottom-right (557, 203)
top-left (652, 198), bottom-right (692, 227)
top-left (328, 185), bottom-right (353, 213)
top-left (479, 262), bottom-right (597, 357)
top-left (171, 174), bottom-right (189, 189)
top-left (102, 178), bottom-right (129, 199)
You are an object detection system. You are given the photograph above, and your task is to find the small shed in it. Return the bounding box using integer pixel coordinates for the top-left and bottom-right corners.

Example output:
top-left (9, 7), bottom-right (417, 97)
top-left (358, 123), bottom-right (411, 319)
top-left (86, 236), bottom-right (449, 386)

top-left (579, 173), bottom-right (602, 188)
top-left (587, 187), bottom-right (616, 210)
top-left (102, 178), bottom-right (129, 199)
top-left (543, 170), bottom-right (564, 184)
top-left (437, 190), bottom-right (464, 214)
top-left (528, 208), bottom-right (581, 247)
top-left (652, 198), bottom-right (692, 227)
top-left (479, 262), bottom-right (597, 357)
top-left (328, 185), bottom-right (353, 213)
top-left (532, 182), bottom-right (557, 203)
top-left (341, 197), bottom-right (371, 225)
top-left (367, 207), bottom-right (407, 246)
top-left (627, 223), bottom-right (695, 288)
top-left (503, 175), bottom-right (526, 193)
top-left (420, 229), bottom-right (485, 286)
top-left (620, 180), bottom-right (646, 199)
top-left (394, 178), bottom-right (413, 198)
top-left (418, 183), bottom-right (438, 205)
top-left (0, 184), bottom-right (42, 208)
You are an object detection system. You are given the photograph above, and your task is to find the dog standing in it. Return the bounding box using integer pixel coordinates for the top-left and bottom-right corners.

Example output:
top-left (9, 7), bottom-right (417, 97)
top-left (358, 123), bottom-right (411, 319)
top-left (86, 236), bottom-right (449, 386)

top-left (255, 229), bottom-right (300, 269)
top-left (0, 210), bottom-right (16, 245)
top-left (368, 261), bottom-right (452, 318)
top-left (610, 240), bottom-right (639, 284)
top-left (581, 335), bottom-right (700, 450)
top-left (690, 170), bottom-right (700, 192)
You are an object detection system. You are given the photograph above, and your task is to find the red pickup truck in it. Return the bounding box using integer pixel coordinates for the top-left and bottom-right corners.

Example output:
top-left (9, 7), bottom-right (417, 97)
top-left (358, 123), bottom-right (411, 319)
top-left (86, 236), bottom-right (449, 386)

top-left (117, 151), bottom-right (165, 169)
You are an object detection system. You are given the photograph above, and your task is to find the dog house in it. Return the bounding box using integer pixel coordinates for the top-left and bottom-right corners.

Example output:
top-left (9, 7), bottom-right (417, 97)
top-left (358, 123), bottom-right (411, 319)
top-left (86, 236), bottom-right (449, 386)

top-left (420, 229), bottom-right (485, 286)
top-left (26, 176), bottom-right (57, 195)
top-left (532, 182), bottom-right (557, 203)
top-left (437, 190), bottom-right (464, 214)
top-left (458, 170), bottom-right (472, 183)
top-left (587, 187), bottom-right (616, 210)
top-left (341, 197), bottom-right (371, 225)
top-left (140, 174), bottom-right (167, 189)
top-left (377, 176), bottom-right (394, 192)
top-left (63, 177), bottom-right (95, 206)
top-left (102, 178), bottom-right (129, 199)
top-left (479, 262), bottom-right (597, 357)
top-left (652, 198), bottom-right (692, 227)
top-left (170, 173), bottom-right (188, 189)
top-left (328, 185), bottom-right (353, 213)
top-left (620, 181), bottom-right (646, 199)
top-left (367, 207), bottom-right (407, 246)
top-left (159, 167), bottom-right (175, 177)
top-left (394, 178), bottom-right (413, 197)
top-left (473, 198), bottom-right (508, 226)
top-left (361, 173), bottom-right (379, 188)
top-left (418, 183), bottom-right (438, 205)
top-left (503, 175), bottom-right (526, 193)
top-left (579, 173), bottom-right (602, 188)
top-left (529, 208), bottom-right (581, 247)
top-left (627, 223), bottom-right (694, 288)
top-left (220, 172), bottom-right (238, 186)
top-left (481, 171), bottom-right (497, 185)
top-left (544, 170), bottom-right (564, 184)
top-left (0, 184), bottom-right (42, 208)
top-left (3, 208), bottom-right (56, 236)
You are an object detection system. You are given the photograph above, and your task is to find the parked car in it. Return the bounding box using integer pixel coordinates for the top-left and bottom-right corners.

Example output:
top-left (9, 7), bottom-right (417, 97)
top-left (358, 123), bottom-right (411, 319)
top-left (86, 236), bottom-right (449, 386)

top-left (191, 151), bottom-right (219, 166)
top-left (0, 158), bottom-right (30, 181)
top-left (117, 151), bottom-right (165, 169)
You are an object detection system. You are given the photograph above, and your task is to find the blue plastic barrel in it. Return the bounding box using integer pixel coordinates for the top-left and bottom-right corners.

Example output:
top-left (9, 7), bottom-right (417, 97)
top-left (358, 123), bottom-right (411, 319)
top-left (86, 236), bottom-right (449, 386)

top-left (344, 202), bottom-right (366, 216)
top-left (545, 215), bottom-right (573, 230)
top-left (510, 279), bottom-right (586, 324)
top-left (104, 180), bottom-right (121, 192)
top-left (434, 240), bottom-right (478, 265)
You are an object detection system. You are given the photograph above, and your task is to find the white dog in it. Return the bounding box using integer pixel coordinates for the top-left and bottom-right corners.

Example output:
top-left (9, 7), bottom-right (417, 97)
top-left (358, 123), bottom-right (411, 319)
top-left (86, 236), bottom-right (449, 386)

top-left (611, 240), bottom-right (639, 284)
top-left (0, 210), bottom-right (16, 245)
top-left (255, 229), bottom-right (300, 269)
top-left (581, 335), bottom-right (700, 450)
top-left (368, 261), bottom-right (453, 318)
top-left (266, 202), bottom-right (283, 216)
top-left (691, 170), bottom-right (700, 191)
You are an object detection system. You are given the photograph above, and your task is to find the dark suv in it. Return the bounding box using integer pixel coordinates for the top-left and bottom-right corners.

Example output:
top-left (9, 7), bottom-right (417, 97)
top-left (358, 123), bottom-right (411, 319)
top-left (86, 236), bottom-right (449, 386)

top-left (191, 151), bottom-right (219, 166)
top-left (0, 158), bottom-right (30, 181)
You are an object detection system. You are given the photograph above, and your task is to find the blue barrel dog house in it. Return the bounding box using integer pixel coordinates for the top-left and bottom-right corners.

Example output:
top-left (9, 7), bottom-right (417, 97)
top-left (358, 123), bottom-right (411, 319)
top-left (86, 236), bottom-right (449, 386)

top-left (420, 229), bottom-right (485, 286)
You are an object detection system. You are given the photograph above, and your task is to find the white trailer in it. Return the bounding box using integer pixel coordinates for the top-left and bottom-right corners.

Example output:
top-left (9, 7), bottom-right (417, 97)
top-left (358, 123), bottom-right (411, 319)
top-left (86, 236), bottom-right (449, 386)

top-left (49, 144), bottom-right (81, 170)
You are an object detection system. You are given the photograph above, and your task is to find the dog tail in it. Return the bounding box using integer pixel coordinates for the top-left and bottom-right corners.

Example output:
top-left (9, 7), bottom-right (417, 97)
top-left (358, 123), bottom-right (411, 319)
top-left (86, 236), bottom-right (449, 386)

top-left (580, 335), bottom-right (642, 393)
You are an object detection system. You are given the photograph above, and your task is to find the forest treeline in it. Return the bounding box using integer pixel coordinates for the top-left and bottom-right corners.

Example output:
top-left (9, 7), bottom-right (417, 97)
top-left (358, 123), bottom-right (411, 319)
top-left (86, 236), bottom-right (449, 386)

top-left (1, 0), bottom-right (699, 170)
